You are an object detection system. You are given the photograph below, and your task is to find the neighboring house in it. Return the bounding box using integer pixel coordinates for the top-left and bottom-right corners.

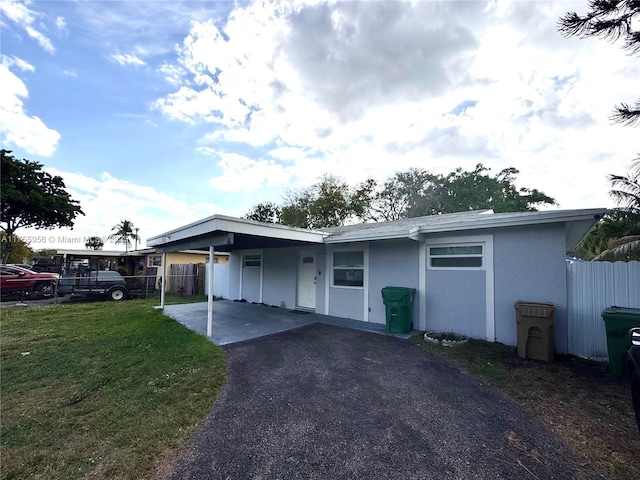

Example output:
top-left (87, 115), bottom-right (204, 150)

top-left (147, 208), bottom-right (606, 353)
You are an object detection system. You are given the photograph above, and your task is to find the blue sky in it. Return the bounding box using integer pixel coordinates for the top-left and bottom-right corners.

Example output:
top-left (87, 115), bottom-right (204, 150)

top-left (1, 0), bottom-right (638, 250)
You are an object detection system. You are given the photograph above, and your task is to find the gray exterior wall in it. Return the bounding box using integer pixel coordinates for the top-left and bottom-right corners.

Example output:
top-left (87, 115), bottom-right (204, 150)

top-left (368, 240), bottom-right (420, 325)
top-left (262, 247), bottom-right (297, 309)
top-left (228, 252), bottom-right (241, 300)
top-left (425, 269), bottom-right (486, 338)
top-left (492, 224), bottom-right (568, 352)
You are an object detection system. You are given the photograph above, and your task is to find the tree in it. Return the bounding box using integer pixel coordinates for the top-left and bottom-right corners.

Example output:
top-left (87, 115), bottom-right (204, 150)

top-left (85, 236), bottom-right (104, 250)
top-left (436, 164), bottom-right (557, 214)
top-left (0, 232), bottom-right (33, 264)
top-left (244, 202), bottom-right (281, 223)
top-left (559, 1), bottom-right (640, 126)
top-left (108, 220), bottom-right (140, 252)
top-left (280, 175), bottom-right (357, 228)
top-left (357, 165), bottom-right (556, 221)
top-left (609, 159), bottom-right (640, 212)
top-left (1, 150), bottom-right (84, 263)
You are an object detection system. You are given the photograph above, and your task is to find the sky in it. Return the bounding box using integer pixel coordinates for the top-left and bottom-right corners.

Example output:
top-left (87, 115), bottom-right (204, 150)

top-left (1, 0), bottom-right (638, 251)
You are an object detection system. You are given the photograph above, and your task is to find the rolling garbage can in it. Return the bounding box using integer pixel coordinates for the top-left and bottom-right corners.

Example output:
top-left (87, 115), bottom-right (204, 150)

top-left (515, 301), bottom-right (555, 362)
top-left (601, 307), bottom-right (640, 377)
top-left (381, 286), bottom-right (415, 334)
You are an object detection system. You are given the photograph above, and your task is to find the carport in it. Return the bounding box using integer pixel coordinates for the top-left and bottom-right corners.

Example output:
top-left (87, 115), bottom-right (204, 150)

top-left (147, 215), bottom-right (327, 337)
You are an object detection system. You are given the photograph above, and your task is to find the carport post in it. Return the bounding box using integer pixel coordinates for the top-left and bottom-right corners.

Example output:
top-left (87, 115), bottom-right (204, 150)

top-left (207, 246), bottom-right (214, 337)
top-left (160, 251), bottom-right (167, 309)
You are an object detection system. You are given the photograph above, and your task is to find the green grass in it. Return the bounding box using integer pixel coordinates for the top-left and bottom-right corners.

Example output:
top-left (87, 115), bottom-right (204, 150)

top-left (413, 334), bottom-right (640, 480)
top-left (1, 300), bottom-right (226, 480)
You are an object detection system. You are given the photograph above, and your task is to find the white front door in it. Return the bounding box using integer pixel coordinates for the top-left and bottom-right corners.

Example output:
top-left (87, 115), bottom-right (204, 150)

top-left (297, 251), bottom-right (316, 310)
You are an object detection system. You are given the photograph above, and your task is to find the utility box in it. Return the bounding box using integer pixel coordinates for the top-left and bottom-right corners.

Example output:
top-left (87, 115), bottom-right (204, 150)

top-left (381, 287), bottom-right (415, 334)
top-left (515, 301), bottom-right (555, 362)
top-left (601, 306), bottom-right (640, 377)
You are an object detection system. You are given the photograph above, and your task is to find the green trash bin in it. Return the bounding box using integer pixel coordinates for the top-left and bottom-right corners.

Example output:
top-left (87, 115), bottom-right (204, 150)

top-left (381, 286), bottom-right (415, 334)
top-left (602, 306), bottom-right (640, 377)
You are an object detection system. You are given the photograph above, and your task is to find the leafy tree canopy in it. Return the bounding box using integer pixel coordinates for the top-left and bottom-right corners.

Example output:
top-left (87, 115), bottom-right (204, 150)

top-left (244, 202), bottom-right (281, 223)
top-left (85, 236), bottom-right (105, 250)
top-left (1, 150), bottom-right (84, 263)
top-left (245, 165), bottom-right (556, 229)
top-left (0, 232), bottom-right (34, 264)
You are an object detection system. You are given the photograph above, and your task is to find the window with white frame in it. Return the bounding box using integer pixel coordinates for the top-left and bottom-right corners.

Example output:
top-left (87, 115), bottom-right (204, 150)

top-left (428, 244), bottom-right (483, 269)
top-left (147, 255), bottom-right (161, 267)
top-left (243, 254), bottom-right (261, 267)
top-left (333, 250), bottom-right (364, 287)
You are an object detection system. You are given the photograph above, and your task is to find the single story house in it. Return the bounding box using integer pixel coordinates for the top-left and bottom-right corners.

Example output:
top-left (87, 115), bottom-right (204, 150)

top-left (147, 208), bottom-right (606, 353)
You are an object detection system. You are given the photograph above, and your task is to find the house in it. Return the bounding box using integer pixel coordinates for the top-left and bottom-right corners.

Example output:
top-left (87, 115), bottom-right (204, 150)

top-left (147, 208), bottom-right (606, 353)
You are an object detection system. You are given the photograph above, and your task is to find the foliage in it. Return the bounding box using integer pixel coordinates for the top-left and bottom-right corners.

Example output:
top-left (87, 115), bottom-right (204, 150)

top-left (0, 300), bottom-right (226, 480)
top-left (244, 201), bottom-right (281, 223)
top-left (84, 235), bottom-right (104, 250)
top-left (609, 159), bottom-right (640, 213)
top-left (579, 209), bottom-right (640, 260)
top-left (0, 231), bottom-right (33, 263)
top-left (107, 219), bottom-right (140, 252)
top-left (279, 174), bottom-right (361, 228)
top-left (358, 164), bottom-right (556, 222)
top-left (559, 0), bottom-right (640, 126)
top-left (0, 150), bottom-right (84, 262)
top-left (247, 165), bottom-right (556, 228)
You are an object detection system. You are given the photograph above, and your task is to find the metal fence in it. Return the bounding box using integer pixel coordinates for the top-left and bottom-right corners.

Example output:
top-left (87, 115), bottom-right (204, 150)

top-left (567, 261), bottom-right (640, 358)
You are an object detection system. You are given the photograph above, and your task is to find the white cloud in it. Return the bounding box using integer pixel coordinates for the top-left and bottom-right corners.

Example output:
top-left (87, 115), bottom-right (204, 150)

top-left (1, 0), bottom-right (55, 53)
top-left (1, 54), bottom-right (35, 72)
top-left (152, 0), bottom-right (637, 211)
top-left (0, 62), bottom-right (60, 156)
top-left (17, 168), bottom-right (221, 250)
top-left (204, 151), bottom-right (294, 193)
top-left (109, 53), bottom-right (146, 66)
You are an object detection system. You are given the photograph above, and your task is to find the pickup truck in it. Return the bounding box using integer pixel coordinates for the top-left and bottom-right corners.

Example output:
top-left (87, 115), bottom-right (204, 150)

top-left (58, 270), bottom-right (133, 301)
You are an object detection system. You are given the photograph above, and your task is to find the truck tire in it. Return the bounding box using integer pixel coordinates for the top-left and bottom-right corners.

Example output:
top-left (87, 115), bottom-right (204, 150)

top-left (108, 287), bottom-right (127, 301)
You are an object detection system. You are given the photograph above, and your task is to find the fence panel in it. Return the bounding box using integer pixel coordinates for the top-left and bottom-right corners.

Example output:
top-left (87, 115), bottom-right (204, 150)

top-left (567, 261), bottom-right (640, 358)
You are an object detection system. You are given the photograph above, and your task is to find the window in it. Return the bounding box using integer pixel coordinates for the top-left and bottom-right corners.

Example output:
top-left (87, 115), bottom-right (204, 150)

top-left (428, 244), bottom-right (483, 269)
top-left (147, 255), bottom-right (161, 267)
top-left (333, 250), bottom-right (364, 287)
top-left (244, 254), bottom-right (261, 267)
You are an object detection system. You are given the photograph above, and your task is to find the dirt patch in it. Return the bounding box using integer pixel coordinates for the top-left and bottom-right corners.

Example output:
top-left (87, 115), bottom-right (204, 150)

top-left (416, 338), bottom-right (640, 480)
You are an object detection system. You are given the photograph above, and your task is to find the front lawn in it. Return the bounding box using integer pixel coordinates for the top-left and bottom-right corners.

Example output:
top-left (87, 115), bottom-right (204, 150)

top-left (0, 300), bottom-right (226, 480)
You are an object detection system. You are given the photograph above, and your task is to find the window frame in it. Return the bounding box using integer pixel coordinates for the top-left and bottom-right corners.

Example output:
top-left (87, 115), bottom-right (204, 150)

top-left (332, 249), bottom-right (365, 288)
top-left (427, 243), bottom-right (484, 270)
top-left (243, 253), bottom-right (262, 268)
top-left (147, 255), bottom-right (162, 267)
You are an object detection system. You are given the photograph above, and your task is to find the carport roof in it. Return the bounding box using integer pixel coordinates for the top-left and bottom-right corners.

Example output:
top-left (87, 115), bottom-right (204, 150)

top-left (147, 214), bottom-right (328, 252)
top-left (147, 208), bottom-right (608, 253)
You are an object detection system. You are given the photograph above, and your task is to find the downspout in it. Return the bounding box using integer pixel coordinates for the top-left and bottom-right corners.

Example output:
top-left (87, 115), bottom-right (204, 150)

top-left (409, 227), bottom-right (426, 332)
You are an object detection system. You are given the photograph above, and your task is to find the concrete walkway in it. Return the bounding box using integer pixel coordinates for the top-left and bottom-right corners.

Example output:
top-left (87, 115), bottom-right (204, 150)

top-left (163, 300), bottom-right (415, 345)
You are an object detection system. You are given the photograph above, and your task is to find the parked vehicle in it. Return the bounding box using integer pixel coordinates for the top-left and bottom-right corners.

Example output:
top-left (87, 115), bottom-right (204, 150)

top-left (58, 270), bottom-right (133, 301)
top-left (626, 328), bottom-right (640, 433)
top-left (0, 264), bottom-right (60, 299)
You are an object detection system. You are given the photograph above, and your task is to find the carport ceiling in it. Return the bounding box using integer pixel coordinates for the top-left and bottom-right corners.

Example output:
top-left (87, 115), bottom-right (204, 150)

top-left (155, 231), bottom-right (323, 253)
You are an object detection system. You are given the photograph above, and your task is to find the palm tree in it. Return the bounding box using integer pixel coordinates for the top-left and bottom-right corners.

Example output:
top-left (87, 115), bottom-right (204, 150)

top-left (590, 160), bottom-right (640, 261)
top-left (608, 158), bottom-right (640, 213)
top-left (108, 220), bottom-right (140, 252)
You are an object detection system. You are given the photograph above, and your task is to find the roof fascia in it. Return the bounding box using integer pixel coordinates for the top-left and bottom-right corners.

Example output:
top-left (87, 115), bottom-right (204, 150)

top-left (147, 215), bottom-right (327, 248)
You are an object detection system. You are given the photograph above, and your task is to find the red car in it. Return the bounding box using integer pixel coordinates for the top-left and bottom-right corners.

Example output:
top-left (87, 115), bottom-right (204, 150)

top-left (0, 264), bottom-right (59, 299)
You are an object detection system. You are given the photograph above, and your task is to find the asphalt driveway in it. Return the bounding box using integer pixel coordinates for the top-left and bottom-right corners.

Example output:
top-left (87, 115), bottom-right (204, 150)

top-left (164, 323), bottom-right (593, 480)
